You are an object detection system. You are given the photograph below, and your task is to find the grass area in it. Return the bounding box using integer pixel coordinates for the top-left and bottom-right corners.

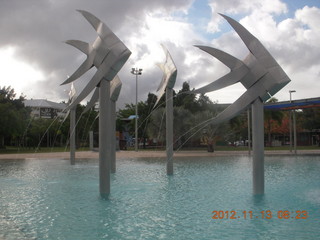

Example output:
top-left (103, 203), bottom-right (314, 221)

top-left (0, 146), bottom-right (90, 154)
top-left (0, 145), bottom-right (319, 154)
top-left (126, 145), bottom-right (320, 152)
top-left (216, 145), bottom-right (320, 151)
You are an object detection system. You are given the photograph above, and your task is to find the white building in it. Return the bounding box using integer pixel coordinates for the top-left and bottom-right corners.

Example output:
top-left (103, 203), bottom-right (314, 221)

top-left (23, 99), bottom-right (67, 119)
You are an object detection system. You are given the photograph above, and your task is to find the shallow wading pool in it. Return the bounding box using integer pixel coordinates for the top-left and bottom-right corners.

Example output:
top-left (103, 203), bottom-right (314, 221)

top-left (0, 156), bottom-right (319, 239)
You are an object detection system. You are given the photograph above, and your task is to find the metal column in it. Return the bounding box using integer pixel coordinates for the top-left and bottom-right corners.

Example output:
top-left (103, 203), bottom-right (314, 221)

top-left (289, 110), bottom-right (293, 152)
top-left (247, 109), bottom-right (251, 155)
top-left (252, 98), bottom-right (264, 195)
top-left (89, 131), bottom-right (94, 151)
top-left (135, 74), bottom-right (138, 152)
top-left (99, 79), bottom-right (111, 198)
top-left (110, 100), bottom-right (116, 173)
top-left (70, 108), bottom-right (76, 165)
top-left (166, 88), bottom-right (173, 175)
top-left (293, 110), bottom-right (297, 154)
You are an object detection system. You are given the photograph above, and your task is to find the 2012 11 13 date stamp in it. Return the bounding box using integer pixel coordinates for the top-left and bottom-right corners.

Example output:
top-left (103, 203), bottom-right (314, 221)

top-left (211, 210), bottom-right (308, 220)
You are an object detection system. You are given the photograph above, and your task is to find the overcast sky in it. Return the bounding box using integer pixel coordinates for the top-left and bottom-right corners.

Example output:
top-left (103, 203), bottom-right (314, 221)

top-left (0, 0), bottom-right (319, 109)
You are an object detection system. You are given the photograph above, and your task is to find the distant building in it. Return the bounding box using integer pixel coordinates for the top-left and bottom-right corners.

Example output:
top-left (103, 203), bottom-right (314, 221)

top-left (23, 99), bottom-right (67, 119)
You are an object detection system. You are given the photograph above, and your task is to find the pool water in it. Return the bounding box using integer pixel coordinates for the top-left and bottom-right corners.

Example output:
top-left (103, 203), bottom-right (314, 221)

top-left (0, 156), bottom-right (319, 240)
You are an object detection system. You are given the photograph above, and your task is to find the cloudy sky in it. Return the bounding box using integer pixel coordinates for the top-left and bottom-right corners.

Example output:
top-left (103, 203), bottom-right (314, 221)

top-left (0, 0), bottom-right (319, 109)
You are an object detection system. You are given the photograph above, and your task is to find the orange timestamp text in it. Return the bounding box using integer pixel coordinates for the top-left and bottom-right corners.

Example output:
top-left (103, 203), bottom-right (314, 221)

top-left (211, 210), bottom-right (308, 220)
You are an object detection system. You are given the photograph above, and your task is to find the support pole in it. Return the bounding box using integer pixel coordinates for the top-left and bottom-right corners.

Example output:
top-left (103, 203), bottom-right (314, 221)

top-left (252, 98), bottom-right (264, 195)
top-left (99, 79), bottom-right (111, 199)
top-left (289, 110), bottom-right (292, 152)
top-left (293, 110), bottom-right (297, 154)
top-left (166, 88), bottom-right (173, 175)
top-left (247, 109), bottom-right (251, 156)
top-left (110, 100), bottom-right (116, 173)
top-left (89, 131), bottom-right (94, 151)
top-left (70, 108), bottom-right (76, 165)
top-left (135, 74), bottom-right (138, 152)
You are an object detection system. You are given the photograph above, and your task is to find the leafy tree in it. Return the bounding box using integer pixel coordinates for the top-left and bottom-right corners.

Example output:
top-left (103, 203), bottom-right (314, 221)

top-left (264, 98), bottom-right (284, 146)
top-left (192, 110), bottom-right (220, 152)
top-left (116, 102), bottom-right (147, 148)
top-left (197, 93), bottom-right (216, 112)
top-left (228, 114), bottom-right (246, 144)
top-left (75, 104), bottom-right (99, 147)
top-left (137, 94), bottom-right (158, 148)
top-left (119, 82), bottom-right (234, 149)
top-left (57, 104), bottom-right (99, 149)
top-left (174, 82), bottom-right (199, 113)
top-left (116, 93), bottom-right (160, 148)
top-left (0, 86), bottom-right (16, 102)
top-left (27, 118), bottom-right (58, 149)
top-left (0, 86), bottom-right (30, 148)
top-left (116, 102), bottom-right (137, 145)
top-left (147, 107), bottom-right (166, 146)
top-left (148, 107), bottom-right (194, 149)
top-left (300, 108), bottom-right (320, 131)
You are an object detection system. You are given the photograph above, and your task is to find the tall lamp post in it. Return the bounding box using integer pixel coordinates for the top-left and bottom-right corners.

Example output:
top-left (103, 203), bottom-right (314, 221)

top-left (289, 90), bottom-right (296, 153)
top-left (131, 67), bottom-right (143, 151)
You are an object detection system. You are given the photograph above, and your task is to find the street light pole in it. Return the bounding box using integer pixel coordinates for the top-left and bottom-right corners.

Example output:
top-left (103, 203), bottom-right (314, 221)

top-left (289, 90), bottom-right (296, 153)
top-left (131, 67), bottom-right (142, 152)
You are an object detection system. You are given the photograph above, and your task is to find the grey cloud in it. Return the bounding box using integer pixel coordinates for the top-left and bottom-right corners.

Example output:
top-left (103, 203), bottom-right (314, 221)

top-left (0, 0), bottom-right (319, 108)
top-left (0, 0), bottom-right (193, 106)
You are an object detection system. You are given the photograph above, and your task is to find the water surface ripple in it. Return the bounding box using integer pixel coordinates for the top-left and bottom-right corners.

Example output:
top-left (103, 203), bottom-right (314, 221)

top-left (0, 156), bottom-right (319, 239)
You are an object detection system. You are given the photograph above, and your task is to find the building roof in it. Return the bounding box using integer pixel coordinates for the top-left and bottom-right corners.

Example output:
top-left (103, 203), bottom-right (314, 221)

top-left (23, 99), bottom-right (67, 110)
top-left (264, 97), bottom-right (320, 110)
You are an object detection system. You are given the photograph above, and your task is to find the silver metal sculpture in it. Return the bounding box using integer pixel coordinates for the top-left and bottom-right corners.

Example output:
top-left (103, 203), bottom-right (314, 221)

top-left (61, 83), bottom-right (77, 165)
top-left (62, 10), bottom-right (131, 198)
top-left (193, 14), bottom-right (291, 194)
top-left (83, 75), bottom-right (122, 173)
top-left (68, 83), bottom-right (77, 165)
top-left (155, 44), bottom-right (177, 175)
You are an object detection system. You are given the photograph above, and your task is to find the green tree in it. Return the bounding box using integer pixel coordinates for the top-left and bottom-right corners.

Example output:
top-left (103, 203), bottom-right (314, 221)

top-left (27, 118), bottom-right (57, 149)
top-left (58, 104), bottom-right (99, 149)
top-left (192, 110), bottom-right (222, 152)
top-left (147, 107), bottom-right (166, 146)
top-left (228, 114), bottom-right (246, 144)
top-left (116, 102), bottom-right (137, 144)
top-left (75, 104), bottom-right (99, 148)
top-left (174, 82), bottom-right (198, 113)
top-left (300, 108), bottom-right (320, 131)
top-left (264, 98), bottom-right (284, 146)
top-left (148, 106), bottom-right (194, 149)
top-left (0, 86), bottom-right (30, 148)
top-left (197, 93), bottom-right (215, 112)
top-left (116, 93), bottom-right (159, 149)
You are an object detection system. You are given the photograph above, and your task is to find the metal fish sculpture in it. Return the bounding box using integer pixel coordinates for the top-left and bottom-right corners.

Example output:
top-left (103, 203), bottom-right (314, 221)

top-left (62, 10), bottom-right (131, 111)
top-left (154, 44), bottom-right (177, 107)
top-left (83, 75), bottom-right (122, 113)
top-left (193, 14), bottom-right (291, 124)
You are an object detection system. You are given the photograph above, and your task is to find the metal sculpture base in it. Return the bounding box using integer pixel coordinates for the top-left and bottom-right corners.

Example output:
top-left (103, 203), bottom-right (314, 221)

top-left (89, 131), bottom-right (94, 151)
top-left (252, 98), bottom-right (264, 195)
top-left (166, 88), bottom-right (173, 175)
top-left (99, 80), bottom-right (111, 199)
top-left (70, 108), bottom-right (76, 165)
top-left (111, 100), bottom-right (116, 173)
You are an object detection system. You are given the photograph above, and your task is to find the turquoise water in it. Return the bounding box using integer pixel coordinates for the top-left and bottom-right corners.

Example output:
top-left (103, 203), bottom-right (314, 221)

top-left (0, 156), bottom-right (319, 240)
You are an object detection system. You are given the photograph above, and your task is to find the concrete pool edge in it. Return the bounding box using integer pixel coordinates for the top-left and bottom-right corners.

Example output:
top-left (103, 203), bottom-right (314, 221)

top-left (0, 149), bottom-right (320, 160)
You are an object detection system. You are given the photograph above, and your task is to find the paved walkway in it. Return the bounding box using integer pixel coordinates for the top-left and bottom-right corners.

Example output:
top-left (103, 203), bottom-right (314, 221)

top-left (0, 149), bottom-right (319, 160)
